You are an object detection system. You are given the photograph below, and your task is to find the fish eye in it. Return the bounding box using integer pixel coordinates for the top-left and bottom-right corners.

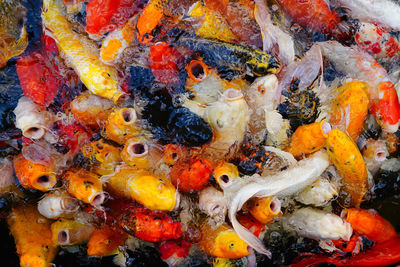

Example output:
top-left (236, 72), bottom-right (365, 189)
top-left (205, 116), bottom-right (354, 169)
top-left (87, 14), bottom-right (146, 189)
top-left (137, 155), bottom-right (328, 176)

top-left (229, 243), bottom-right (235, 249)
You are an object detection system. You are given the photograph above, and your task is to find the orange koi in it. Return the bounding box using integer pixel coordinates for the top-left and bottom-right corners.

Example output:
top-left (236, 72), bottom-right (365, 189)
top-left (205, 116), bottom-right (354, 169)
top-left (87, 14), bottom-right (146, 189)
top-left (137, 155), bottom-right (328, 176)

top-left (13, 154), bottom-right (57, 192)
top-left (248, 196), bottom-right (282, 225)
top-left (287, 121), bottom-right (331, 158)
top-left (8, 205), bottom-right (57, 267)
top-left (343, 208), bottom-right (397, 243)
top-left (170, 158), bottom-right (212, 192)
top-left (330, 81), bottom-right (369, 142)
top-left (64, 169), bottom-right (105, 206)
top-left (87, 225), bottom-right (128, 257)
top-left (106, 200), bottom-right (182, 242)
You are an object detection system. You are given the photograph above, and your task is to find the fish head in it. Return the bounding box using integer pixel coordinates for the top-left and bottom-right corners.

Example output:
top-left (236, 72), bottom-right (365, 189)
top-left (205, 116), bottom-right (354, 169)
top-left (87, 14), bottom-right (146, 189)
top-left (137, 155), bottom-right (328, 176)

top-left (214, 162), bottom-right (240, 190)
top-left (214, 229), bottom-right (250, 258)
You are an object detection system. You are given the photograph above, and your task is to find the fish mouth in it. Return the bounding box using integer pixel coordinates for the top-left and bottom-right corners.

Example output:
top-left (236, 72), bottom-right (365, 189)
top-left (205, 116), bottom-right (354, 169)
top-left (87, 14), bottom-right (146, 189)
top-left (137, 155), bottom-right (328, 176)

top-left (58, 229), bottom-right (70, 246)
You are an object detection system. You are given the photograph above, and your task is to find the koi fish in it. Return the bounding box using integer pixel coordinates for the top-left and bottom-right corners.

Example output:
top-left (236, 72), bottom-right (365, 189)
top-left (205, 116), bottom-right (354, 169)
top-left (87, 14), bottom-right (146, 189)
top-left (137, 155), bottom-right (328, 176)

top-left (42, 0), bottom-right (125, 103)
top-left (343, 208), bottom-right (397, 243)
top-left (171, 34), bottom-right (281, 78)
top-left (64, 169), bottom-right (106, 206)
top-left (287, 121), bottom-right (331, 158)
top-left (87, 225), bottom-right (128, 257)
top-left (355, 22), bottom-right (400, 61)
top-left (319, 41), bottom-right (400, 133)
top-left (198, 223), bottom-right (250, 259)
top-left (329, 81), bottom-right (369, 142)
top-left (0, 0), bottom-right (28, 68)
top-left (276, 0), bottom-right (351, 40)
top-left (187, 1), bottom-right (237, 43)
top-left (106, 199), bottom-right (182, 242)
top-left (8, 205), bottom-right (57, 267)
top-left (170, 158), bottom-right (212, 192)
top-left (248, 196), bottom-right (281, 225)
top-left (336, 0), bottom-right (400, 31)
top-left (159, 239), bottom-right (192, 266)
top-left (51, 218), bottom-right (94, 246)
top-left (291, 209), bottom-right (400, 267)
top-left (325, 129), bottom-right (368, 207)
top-left (107, 167), bottom-right (179, 211)
top-left (13, 153), bottom-right (57, 192)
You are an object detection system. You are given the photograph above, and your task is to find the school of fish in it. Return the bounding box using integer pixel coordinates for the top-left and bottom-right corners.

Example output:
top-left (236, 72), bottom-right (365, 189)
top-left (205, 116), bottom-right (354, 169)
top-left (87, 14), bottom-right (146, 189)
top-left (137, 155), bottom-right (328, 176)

top-left (0, 0), bottom-right (400, 266)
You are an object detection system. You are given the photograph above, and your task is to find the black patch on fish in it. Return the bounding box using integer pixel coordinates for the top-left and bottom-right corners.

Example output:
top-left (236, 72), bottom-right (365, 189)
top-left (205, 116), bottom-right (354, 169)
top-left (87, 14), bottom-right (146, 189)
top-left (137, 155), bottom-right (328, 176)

top-left (0, 59), bottom-right (23, 135)
top-left (125, 247), bottom-right (167, 267)
top-left (140, 90), bottom-right (212, 146)
top-left (323, 60), bottom-right (344, 83)
top-left (261, 230), bottom-right (324, 265)
top-left (365, 169), bottom-right (400, 202)
top-left (231, 143), bottom-right (270, 175)
top-left (129, 66), bottom-right (155, 92)
top-left (278, 80), bottom-right (320, 132)
top-left (24, 0), bottom-right (43, 51)
top-left (74, 2), bottom-right (87, 27)
top-left (168, 107), bottom-right (213, 147)
top-left (170, 32), bottom-right (279, 79)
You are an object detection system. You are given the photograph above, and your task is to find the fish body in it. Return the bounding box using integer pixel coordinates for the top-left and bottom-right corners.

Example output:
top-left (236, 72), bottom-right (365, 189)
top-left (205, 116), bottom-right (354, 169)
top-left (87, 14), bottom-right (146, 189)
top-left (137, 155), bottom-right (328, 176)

top-left (198, 223), bottom-right (250, 259)
top-left (325, 129), bottom-right (368, 207)
top-left (107, 167), bottom-right (178, 211)
top-left (106, 200), bottom-right (182, 242)
top-left (0, 0), bottom-right (28, 67)
top-left (319, 41), bottom-right (400, 133)
top-left (355, 22), bottom-right (400, 61)
top-left (248, 196), bottom-right (281, 224)
top-left (70, 93), bottom-right (115, 130)
top-left (81, 139), bottom-right (121, 175)
top-left (42, 0), bottom-right (125, 103)
top-left (87, 225), bottom-right (127, 257)
top-left (172, 35), bottom-right (280, 78)
top-left (330, 81), bottom-right (369, 142)
top-left (8, 205), bottom-right (57, 267)
top-left (276, 0), bottom-right (350, 39)
top-left (284, 207), bottom-right (353, 241)
top-left (159, 239), bottom-right (191, 266)
top-left (51, 218), bottom-right (94, 246)
top-left (287, 121), bottom-right (331, 158)
top-left (170, 158), bottom-right (212, 192)
top-left (103, 108), bottom-right (140, 145)
top-left (188, 1), bottom-right (237, 42)
top-left (344, 208), bottom-right (397, 243)
top-left (336, 0), bottom-right (400, 31)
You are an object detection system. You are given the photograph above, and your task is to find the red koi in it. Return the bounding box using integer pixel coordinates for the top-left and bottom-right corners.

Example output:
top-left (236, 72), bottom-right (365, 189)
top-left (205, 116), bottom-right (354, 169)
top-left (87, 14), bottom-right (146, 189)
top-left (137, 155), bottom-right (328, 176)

top-left (276, 0), bottom-right (350, 39)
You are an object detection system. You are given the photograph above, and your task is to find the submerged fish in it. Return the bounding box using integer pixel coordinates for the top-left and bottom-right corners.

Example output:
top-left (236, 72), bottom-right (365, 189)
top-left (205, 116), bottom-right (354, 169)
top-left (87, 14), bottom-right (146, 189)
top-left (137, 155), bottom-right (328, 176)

top-left (0, 0), bottom-right (28, 68)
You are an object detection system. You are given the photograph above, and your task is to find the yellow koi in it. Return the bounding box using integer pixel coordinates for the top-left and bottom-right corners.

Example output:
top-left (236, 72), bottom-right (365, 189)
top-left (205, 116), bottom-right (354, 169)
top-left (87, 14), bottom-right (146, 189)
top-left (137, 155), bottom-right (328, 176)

top-left (42, 0), bottom-right (125, 103)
